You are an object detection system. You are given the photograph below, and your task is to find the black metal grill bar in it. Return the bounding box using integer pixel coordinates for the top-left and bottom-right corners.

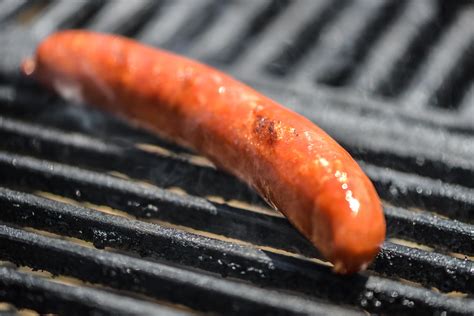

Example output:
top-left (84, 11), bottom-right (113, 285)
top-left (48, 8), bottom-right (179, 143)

top-left (375, 242), bottom-right (473, 293)
top-left (232, 0), bottom-right (335, 78)
top-left (348, 0), bottom-right (435, 94)
top-left (187, 0), bottom-right (270, 61)
top-left (384, 206), bottom-right (473, 255)
top-left (137, 0), bottom-right (212, 47)
top-left (160, 0), bottom-right (225, 54)
top-left (0, 0), bottom-right (28, 23)
top-left (0, 267), bottom-right (185, 316)
top-left (401, 8), bottom-right (474, 111)
top-left (0, 188), bottom-right (472, 315)
top-left (0, 118), bottom-right (472, 247)
top-left (426, 42), bottom-right (474, 112)
top-left (362, 163), bottom-right (474, 223)
top-left (0, 187), bottom-right (368, 310)
top-left (138, 0), bottom-right (220, 53)
top-left (28, 0), bottom-right (101, 40)
top-left (290, 0), bottom-right (399, 87)
top-left (0, 152), bottom-right (472, 294)
top-left (0, 224), bottom-right (360, 316)
top-left (86, 0), bottom-right (158, 36)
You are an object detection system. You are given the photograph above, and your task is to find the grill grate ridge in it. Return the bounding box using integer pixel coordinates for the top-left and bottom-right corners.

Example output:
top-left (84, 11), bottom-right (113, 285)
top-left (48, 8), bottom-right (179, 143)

top-left (348, 0), bottom-right (436, 95)
top-left (401, 9), bottom-right (474, 111)
top-left (86, 0), bottom-right (162, 37)
top-left (136, 0), bottom-right (215, 48)
top-left (0, 267), bottom-right (187, 316)
top-left (363, 162), bottom-right (474, 223)
top-left (0, 0), bottom-right (29, 24)
top-left (0, 188), bottom-right (472, 315)
top-left (188, 0), bottom-right (288, 65)
top-left (374, 1), bottom-right (463, 100)
top-left (384, 206), bottom-right (473, 255)
top-left (0, 224), bottom-right (360, 315)
top-left (231, 0), bottom-right (339, 78)
top-left (151, 0), bottom-right (226, 54)
top-left (264, 0), bottom-right (347, 77)
top-left (28, 0), bottom-right (104, 40)
top-left (294, 0), bottom-right (402, 87)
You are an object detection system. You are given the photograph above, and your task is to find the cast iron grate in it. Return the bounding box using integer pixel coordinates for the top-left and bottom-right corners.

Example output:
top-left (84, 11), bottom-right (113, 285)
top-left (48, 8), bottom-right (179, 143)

top-left (0, 0), bottom-right (473, 315)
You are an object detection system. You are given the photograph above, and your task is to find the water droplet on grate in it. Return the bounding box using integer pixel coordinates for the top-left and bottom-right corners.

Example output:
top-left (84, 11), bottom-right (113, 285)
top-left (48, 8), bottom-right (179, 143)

top-left (364, 291), bottom-right (374, 299)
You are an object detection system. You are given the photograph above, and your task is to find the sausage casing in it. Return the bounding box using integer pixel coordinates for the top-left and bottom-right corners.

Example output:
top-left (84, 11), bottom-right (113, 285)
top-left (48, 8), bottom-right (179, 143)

top-left (23, 31), bottom-right (386, 274)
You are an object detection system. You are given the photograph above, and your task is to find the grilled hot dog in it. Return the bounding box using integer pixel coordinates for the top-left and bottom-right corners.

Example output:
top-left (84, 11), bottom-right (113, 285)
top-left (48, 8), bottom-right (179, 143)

top-left (22, 30), bottom-right (386, 274)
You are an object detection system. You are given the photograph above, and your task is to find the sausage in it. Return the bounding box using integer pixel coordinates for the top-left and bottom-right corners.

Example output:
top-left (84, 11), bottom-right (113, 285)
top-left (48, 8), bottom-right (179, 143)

top-left (22, 30), bottom-right (386, 274)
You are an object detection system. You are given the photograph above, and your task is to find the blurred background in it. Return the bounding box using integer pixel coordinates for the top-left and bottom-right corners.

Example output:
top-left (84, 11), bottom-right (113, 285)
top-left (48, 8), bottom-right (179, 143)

top-left (0, 0), bottom-right (473, 315)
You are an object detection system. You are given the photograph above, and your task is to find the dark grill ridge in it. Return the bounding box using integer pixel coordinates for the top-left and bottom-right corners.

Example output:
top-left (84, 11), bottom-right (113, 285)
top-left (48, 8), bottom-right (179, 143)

top-left (0, 1), bottom-right (473, 315)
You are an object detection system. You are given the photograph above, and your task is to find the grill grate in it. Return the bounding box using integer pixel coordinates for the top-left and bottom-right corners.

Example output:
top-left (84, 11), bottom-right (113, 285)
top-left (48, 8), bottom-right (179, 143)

top-left (0, 267), bottom-right (184, 316)
top-left (0, 0), bottom-right (473, 315)
top-left (0, 224), bottom-right (360, 316)
top-left (0, 188), bottom-right (472, 315)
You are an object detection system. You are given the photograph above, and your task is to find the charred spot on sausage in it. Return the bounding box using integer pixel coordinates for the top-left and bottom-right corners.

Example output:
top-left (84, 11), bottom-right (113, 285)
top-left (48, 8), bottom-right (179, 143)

top-left (254, 115), bottom-right (279, 145)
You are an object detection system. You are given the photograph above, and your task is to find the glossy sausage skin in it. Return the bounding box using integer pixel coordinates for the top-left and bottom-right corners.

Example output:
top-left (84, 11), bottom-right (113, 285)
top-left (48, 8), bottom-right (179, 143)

top-left (23, 30), bottom-right (386, 274)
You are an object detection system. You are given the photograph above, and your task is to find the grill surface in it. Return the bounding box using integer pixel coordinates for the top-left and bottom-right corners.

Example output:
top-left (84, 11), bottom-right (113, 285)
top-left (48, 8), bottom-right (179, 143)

top-left (0, 0), bottom-right (473, 315)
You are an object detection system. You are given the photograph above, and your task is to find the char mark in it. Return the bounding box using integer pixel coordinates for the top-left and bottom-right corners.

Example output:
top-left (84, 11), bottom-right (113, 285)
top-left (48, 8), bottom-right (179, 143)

top-left (254, 115), bottom-right (279, 145)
